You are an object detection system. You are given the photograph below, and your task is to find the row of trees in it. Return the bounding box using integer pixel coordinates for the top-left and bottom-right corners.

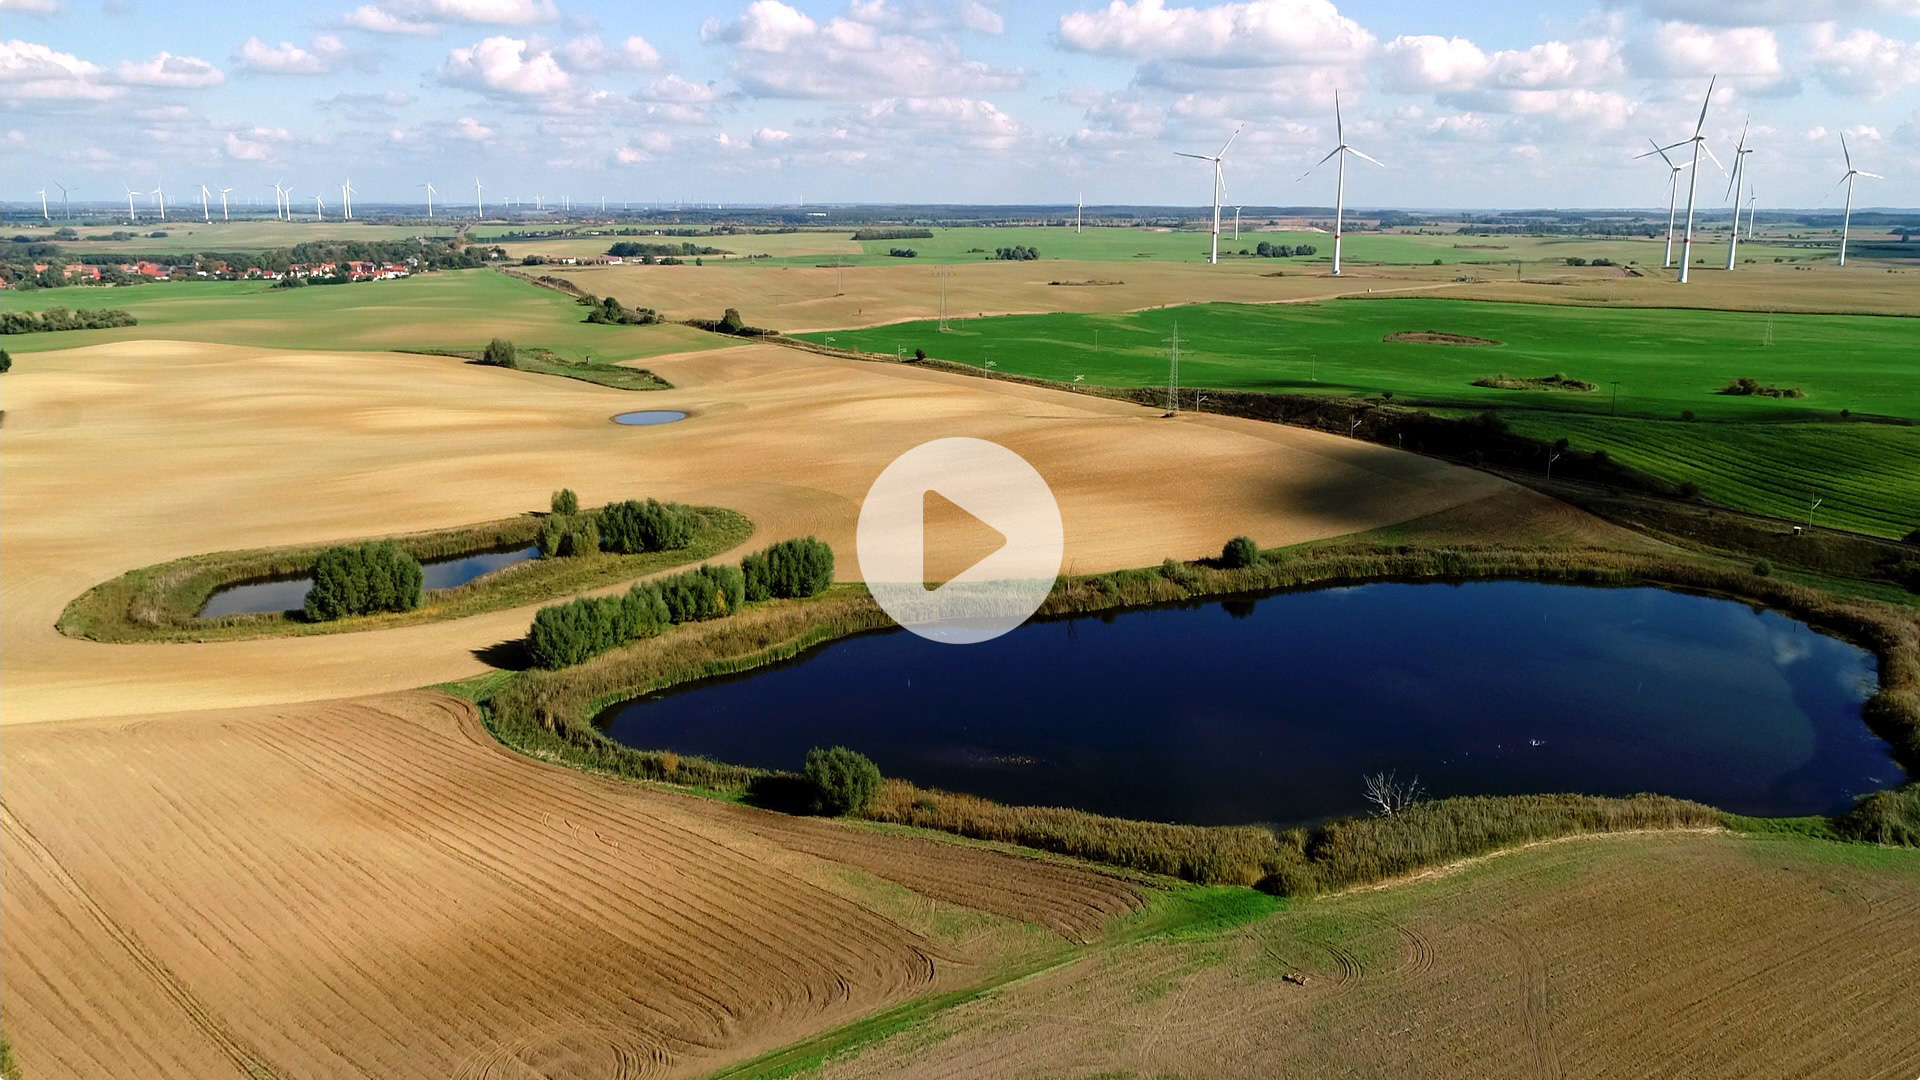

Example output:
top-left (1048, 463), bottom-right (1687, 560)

top-left (583, 294), bottom-right (663, 325)
top-left (887, 247), bottom-right (919, 258)
top-left (525, 536), bottom-right (835, 668)
top-left (607, 241), bottom-right (728, 258)
top-left (687, 307), bottom-right (778, 336)
top-left (0, 306), bottom-right (137, 334)
top-left (993, 245), bottom-right (1040, 261)
top-left (851, 228), bottom-right (932, 240)
top-left (1252, 242), bottom-right (1318, 258)
top-left (304, 541), bottom-right (423, 622)
top-left (536, 491), bottom-right (700, 558)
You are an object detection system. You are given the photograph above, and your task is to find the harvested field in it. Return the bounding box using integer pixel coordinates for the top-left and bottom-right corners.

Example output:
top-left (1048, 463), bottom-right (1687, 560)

top-left (0, 692), bottom-right (1144, 1080)
top-left (2, 338), bottom-right (1533, 724)
top-left (792, 831), bottom-right (1920, 1080)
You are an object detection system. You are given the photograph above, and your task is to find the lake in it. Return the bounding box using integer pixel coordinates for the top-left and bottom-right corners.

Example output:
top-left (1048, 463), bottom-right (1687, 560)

top-left (198, 545), bottom-right (540, 618)
top-left (601, 582), bottom-right (1896, 825)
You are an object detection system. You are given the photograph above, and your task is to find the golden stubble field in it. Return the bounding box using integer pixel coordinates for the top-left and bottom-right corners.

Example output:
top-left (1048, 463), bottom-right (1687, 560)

top-left (807, 831), bottom-right (1920, 1080)
top-left (0, 691), bottom-right (1145, 1080)
top-left (1, 337), bottom-right (1523, 725)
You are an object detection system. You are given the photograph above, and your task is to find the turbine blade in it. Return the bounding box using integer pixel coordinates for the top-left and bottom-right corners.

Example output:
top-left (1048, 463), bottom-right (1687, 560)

top-left (1635, 140), bottom-right (1690, 159)
top-left (1841, 131), bottom-right (1852, 170)
top-left (1173, 152), bottom-right (1212, 160)
top-left (1335, 89), bottom-right (1343, 144)
top-left (1857, 171), bottom-right (1884, 180)
top-left (1700, 141), bottom-right (1725, 173)
top-left (1693, 74), bottom-right (1716, 137)
top-left (1218, 124), bottom-right (1242, 157)
top-left (1347, 146), bottom-right (1385, 168)
top-left (1295, 145), bottom-right (1343, 181)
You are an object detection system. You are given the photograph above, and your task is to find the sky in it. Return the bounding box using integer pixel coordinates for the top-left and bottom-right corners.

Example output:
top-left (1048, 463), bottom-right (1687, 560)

top-left (1, 0), bottom-right (1915, 210)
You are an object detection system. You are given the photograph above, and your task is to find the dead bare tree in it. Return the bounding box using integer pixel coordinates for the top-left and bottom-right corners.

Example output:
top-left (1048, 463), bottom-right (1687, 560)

top-left (1362, 770), bottom-right (1427, 817)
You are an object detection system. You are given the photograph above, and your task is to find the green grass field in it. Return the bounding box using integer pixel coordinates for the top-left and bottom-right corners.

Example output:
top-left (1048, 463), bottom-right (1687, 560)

top-left (799, 298), bottom-right (1919, 535)
top-left (0, 269), bottom-right (722, 366)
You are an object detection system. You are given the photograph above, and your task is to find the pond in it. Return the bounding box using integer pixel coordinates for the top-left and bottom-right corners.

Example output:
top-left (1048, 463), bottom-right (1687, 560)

top-left (612, 410), bottom-right (688, 426)
top-left (601, 582), bottom-right (1897, 826)
top-left (198, 544), bottom-right (540, 618)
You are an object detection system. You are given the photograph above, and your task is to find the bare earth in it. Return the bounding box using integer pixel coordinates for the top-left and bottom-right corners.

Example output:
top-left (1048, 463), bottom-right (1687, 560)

top-left (805, 831), bottom-right (1920, 1080)
top-left (0, 692), bottom-right (1144, 1080)
top-left (1, 337), bottom-right (1527, 725)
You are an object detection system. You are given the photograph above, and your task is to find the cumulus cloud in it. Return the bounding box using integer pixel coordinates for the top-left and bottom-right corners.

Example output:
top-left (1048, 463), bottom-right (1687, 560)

top-left (1631, 22), bottom-right (1782, 83)
top-left (1806, 23), bottom-right (1920, 98)
top-left (702, 0), bottom-right (1021, 98)
top-left (438, 35), bottom-right (571, 96)
top-left (341, 4), bottom-right (437, 33)
top-left (1057, 0), bottom-right (1373, 66)
top-left (113, 50), bottom-right (224, 88)
top-left (0, 0), bottom-right (63, 13)
top-left (454, 114), bottom-right (495, 140)
top-left (223, 126), bottom-right (290, 161)
top-left (343, 0), bottom-right (557, 32)
top-left (559, 34), bottom-right (663, 72)
top-left (0, 39), bottom-right (119, 100)
top-left (856, 94), bottom-right (1026, 150)
top-left (844, 0), bottom-right (1006, 34)
top-left (639, 73), bottom-right (719, 103)
top-left (237, 35), bottom-right (349, 75)
top-left (1382, 33), bottom-right (1623, 92)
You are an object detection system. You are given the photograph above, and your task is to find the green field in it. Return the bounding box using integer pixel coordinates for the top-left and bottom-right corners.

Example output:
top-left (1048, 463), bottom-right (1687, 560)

top-left (799, 298), bottom-right (1920, 535)
top-left (0, 269), bottom-right (722, 366)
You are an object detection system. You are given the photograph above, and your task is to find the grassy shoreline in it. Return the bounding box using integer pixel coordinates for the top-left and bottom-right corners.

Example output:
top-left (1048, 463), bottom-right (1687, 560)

top-left (58, 506), bottom-right (753, 643)
top-left (472, 539), bottom-right (1920, 892)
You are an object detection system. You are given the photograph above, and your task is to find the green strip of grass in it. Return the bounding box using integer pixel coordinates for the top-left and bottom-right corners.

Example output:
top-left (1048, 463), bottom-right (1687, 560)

top-left (58, 507), bottom-right (753, 643)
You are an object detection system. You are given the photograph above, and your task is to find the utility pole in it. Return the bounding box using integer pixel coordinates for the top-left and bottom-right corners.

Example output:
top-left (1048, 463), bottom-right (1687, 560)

top-left (1166, 323), bottom-right (1180, 416)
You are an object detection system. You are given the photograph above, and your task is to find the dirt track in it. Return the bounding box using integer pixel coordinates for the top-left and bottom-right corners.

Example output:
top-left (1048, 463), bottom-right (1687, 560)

top-left (0, 692), bottom-right (1143, 1080)
top-left (2, 338), bottom-right (1538, 725)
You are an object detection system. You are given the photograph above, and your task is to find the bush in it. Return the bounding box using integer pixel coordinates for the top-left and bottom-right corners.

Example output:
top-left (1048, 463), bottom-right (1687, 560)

top-left (718, 307), bottom-right (745, 334)
top-left (657, 565), bottom-right (743, 623)
top-left (537, 515), bottom-right (598, 557)
top-left (527, 581), bottom-right (675, 668)
top-left (913, 348), bottom-right (927, 362)
top-left (1221, 535), bottom-right (1260, 569)
top-left (0, 306), bottom-right (138, 334)
top-left (0, 348), bottom-right (10, 374)
top-left (803, 746), bottom-right (882, 815)
top-left (1903, 529), bottom-right (1920, 547)
top-left (482, 337), bottom-right (517, 368)
top-left (1753, 559), bottom-right (1773, 576)
top-left (1838, 786), bottom-right (1920, 846)
top-left (304, 542), bottom-right (423, 621)
top-left (598, 498), bottom-right (697, 554)
top-left (741, 537), bottom-right (836, 600)
top-left (551, 488), bottom-right (579, 516)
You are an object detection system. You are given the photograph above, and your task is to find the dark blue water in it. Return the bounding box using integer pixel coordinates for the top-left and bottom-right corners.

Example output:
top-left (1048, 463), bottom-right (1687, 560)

top-left (601, 583), bottom-right (1895, 825)
top-left (198, 545), bottom-right (541, 618)
top-left (612, 410), bottom-right (687, 426)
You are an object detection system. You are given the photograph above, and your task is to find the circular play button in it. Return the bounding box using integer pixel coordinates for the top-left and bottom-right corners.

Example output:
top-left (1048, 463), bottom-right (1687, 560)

top-left (856, 437), bottom-right (1064, 645)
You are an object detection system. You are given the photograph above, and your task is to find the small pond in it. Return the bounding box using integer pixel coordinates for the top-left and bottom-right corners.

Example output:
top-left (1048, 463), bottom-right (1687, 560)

top-left (601, 582), bottom-right (1896, 825)
top-left (612, 410), bottom-right (688, 426)
top-left (198, 544), bottom-right (540, 618)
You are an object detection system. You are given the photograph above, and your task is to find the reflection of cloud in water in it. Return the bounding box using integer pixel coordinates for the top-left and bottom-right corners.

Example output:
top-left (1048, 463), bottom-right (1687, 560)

top-left (1770, 628), bottom-right (1814, 668)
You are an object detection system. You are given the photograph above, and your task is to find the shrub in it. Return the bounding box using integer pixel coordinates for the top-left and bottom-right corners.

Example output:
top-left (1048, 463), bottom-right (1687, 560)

top-left (804, 746), bottom-right (882, 815)
top-left (1221, 535), bottom-right (1260, 569)
top-left (0, 348), bottom-right (10, 374)
top-left (551, 488), bottom-right (579, 516)
top-left (657, 565), bottom-right (742, 623)
top-left (1680, 410), bottom-right (1695, 421)
top-left (718, 307), bottom-right (745, 334)
top-left (1903, 529), bottom-right (1920, 547)
top-left (1838, 786), bottom-right (1920, 846)
top-left (741, 537), bottom-right (836, 600)
top-left (527, 582), bottom-right (674, 668)
top-left (1678, 481), bottom-right (1700, 499)
top-left (482, 337), bottom-right (517, 368)
top-left (913, 348), bottom-right (927, 362)
top-left (0, 306), bottom-right (138, 334)
top-left (598, 498), bottom-right (697, 554)
top-left (537, 515), bottom-right (599, 558)
top-left (304, 542), bottom-right (423, 621)
top-left (1753, 559), bottom-right (1772, 577)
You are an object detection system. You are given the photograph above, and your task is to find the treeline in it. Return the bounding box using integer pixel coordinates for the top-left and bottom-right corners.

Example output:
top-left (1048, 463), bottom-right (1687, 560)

top-left (527, 536), bottom-right (834, 668)
top-left (851, 228), bottom-right (933, 241)
top-left (304, 542), bottom-right (422, 621)
top-left (583, 294), bottom-right (663, 325)
top-left (686, 307), bottom-right (778, 337)
top-left (887, 247), bottom-right (918, 258)
top-left (1253, 241), bottom-right (1317, 258)
top-left (0, 306), bottom-right (137, 334)
top-left (607, 241), bottom-right (728, 258)
top-left (993, 245), bottom-right (1040, 260)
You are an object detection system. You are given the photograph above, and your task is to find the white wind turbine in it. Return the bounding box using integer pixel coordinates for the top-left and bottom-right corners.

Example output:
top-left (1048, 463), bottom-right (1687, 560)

top-left (1745, 184), bottom-right (1757, 241)
top-left (218, 187), bottom-right (232, 220)
top-left (1638, 76), bottom-right (1721, 284)
top-left (1076, 191), bottom-right (1083, 234)
top-left (54, 181), bottom-right (68, 219)
top-left (1724, 118), bottom-right (1752, 271)
top-left (1175, 125), bottom-right (1242, 265)
top-left (340, 177), bottom-right (355, 220)
top-left (1835, 131), bottom-right (1883, 268)
top-left (1644, 138), bottom-right (1695, 268)
top-left (313, 193), bottom-right (326, 221)
top-left (422, 180), bottom-right (437, 218)
top-left (150, 184), bottom-right (167, 221)
top-left (283, 184), bottom-right (296, 220)
top-left (474, 177), bottom-right (484, 218)
top-left (1298, 92), bottom-right (1383, 277)
top-left (199, 183), bottom-right (212, 223)
top-left (36, 188), bottom-right (48, 221)
top-left (270, 181), bottom-right (285, 220)
top-left (1233, 205), bottom-right (1243, 240)
top-left (124, 185), bottom-right (140, 223)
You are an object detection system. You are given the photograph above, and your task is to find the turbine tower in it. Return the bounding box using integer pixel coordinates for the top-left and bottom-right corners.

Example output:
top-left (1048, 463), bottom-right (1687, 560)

top-left (1725, 118), bottom-right (1752, 272)
top-left (284, 185), bottom-right (296, 220)
top-left (1835, 132), bottom-right (1883, 268)
top-left (1298, 92), bottom-right (1383, 277)
top-left (423, 180), bottom-right (437, 219)
top-left (218, 187), bottom-right (232, 220)
top-left (340, 177), bottom-right (355, 220)
top-left (313, 194), bottom-right (325, 221)
top-left (1644, 138), bottom-right (1695, 269)
top-left (150, 184), bottom-right (166, 221)
top-left (1174, 125), bottom-right (1241, 265)
top-left (36, 188), bottom-right (48, 221)
top-left (270, 182), bottom-right (285, 220)
top-left (54, 181), bottom-right (68, 219)
top-left (1745, 185), bottom-right (1757, 241)
top-left (199, 183), bottom-right (212, 223)
top-left (1076, 191), bottom-right (1083, 234)
top-left (1639, 76), bottom-right (1721, 284)
top-left (124, 186), bottom-right (139, 223)
top-left (474, 177), bottom-right (484, 219)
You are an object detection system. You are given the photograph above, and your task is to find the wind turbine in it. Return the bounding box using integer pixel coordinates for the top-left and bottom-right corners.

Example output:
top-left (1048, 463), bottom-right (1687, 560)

top-left (422, 180), bottom-right (436, 219)
top-left (340, 177), bottom-right (355, 220)
top-left (1644, 138), bottom-right (1695, 268)
top-left (36, 188), bottom-right (48, 221)
top-left (55, 181), bottom-right (68, 219)
top-left (270, 182), bottom-right (285, 220)
top-left (283, 185), bottom-right (296, 220)
top-left (124, 185), bottom-right (140, 223)
top-left (1638, 76), bottom-right (1721, 284)
top-left (1076, 191), bottom-right (1083, 234)
top-left (313, 193), bottom-right (326, 221)
top-left (1233, 205), bottom-right (1243, 240)
top-left (1175, 124), bottom-right (1241, 265)
top-left (1835, 132), bottom-right (1883, 268)
top-left (218, 187), bottom-right (232, 220)
top-left (474, 177), bottom-right (484, 219)
top-left (150, 184), bottom-right (167, 221)
top-left (1298, 92), bottom-right (1383, 277)
top-left (199, 183), bottom-right (212, 223)
top-left (1745, 184), bottom-right (1757, 241)
top-left (1725, 118), bottom-right (1751, 271)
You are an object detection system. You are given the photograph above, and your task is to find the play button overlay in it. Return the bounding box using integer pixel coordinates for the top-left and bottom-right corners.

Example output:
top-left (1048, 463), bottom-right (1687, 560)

top-left (857, 437), bottom-right (1064, 644)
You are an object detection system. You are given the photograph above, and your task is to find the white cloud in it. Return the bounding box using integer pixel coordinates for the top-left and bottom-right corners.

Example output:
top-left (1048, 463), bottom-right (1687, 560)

top-left (701, 0), bottom-right (1021, 99)
top-left (341, 5), bottom-right (436, 33)
top-left (640, 73), bottom-right (719, 103)
top-left (438, 35), bottom-right (571, 96)
top-left (0, 0), bottom-right (63, 13)
top-left (238, 35), bottom-right (349, 75)
top-left (346, 0), bottom-right (557, 31)
top-left (1383, 33), bottom-right (1622, 92)
top-left (559, 34), bottom-right (663, 72)
top-left (1057, 0), bottom-right (1373, 66)
top-left (113, 50), bottom-right (224, 88)
top-left (856, 95), bottom-right (1026, 151)
top-left (1634, 22), bottom-right (1781, 81)
top-left (1806, 23), bottom-right (1920, 99)
top-left (843, 0), bottom-right (1006, 34)
top-left (0, 39), bottom-right (119, 100)
top-left (753, 126), bottom-right (790, 145)
top-left (223, 126), bottom-right (290, 162)
top-left (454, 114), bottom-right (495, 140)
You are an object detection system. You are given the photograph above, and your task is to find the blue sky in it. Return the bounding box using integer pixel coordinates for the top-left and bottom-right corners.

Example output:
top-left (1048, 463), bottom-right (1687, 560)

top-left (2, 0), bottom-right (1914, 209)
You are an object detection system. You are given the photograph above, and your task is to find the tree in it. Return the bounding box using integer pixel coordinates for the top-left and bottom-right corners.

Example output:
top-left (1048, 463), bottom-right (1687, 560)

top-left (482, 337), bottom-right (517, 368)
top-left (1904, 529), bottom-right (1920, 547)
top-left (598, 498), bottom-right (697, 554)
top-left (803, 746), bottom-right (881, 815)
top-left (718, 307), bottom-right (745, 334)
top-left (0, 348), bottom-right (10, 374)
top-left (551, 488), bottom-right (579, 516)
top-left (1361, 770), bottom-right (1426, 816)
top-left (304, 542), bottom-right (423, 621)
top-left (741, 537), bottom-right (835, 600)
top-left (1220, 535), bottom-right (1260, 569)
top-left (912, 348), bottom-right (927, 362)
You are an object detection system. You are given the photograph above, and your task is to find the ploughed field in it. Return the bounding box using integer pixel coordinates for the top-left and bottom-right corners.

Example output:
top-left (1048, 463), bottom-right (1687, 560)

top-left (0, 692), bottom-right (1144, 1080)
